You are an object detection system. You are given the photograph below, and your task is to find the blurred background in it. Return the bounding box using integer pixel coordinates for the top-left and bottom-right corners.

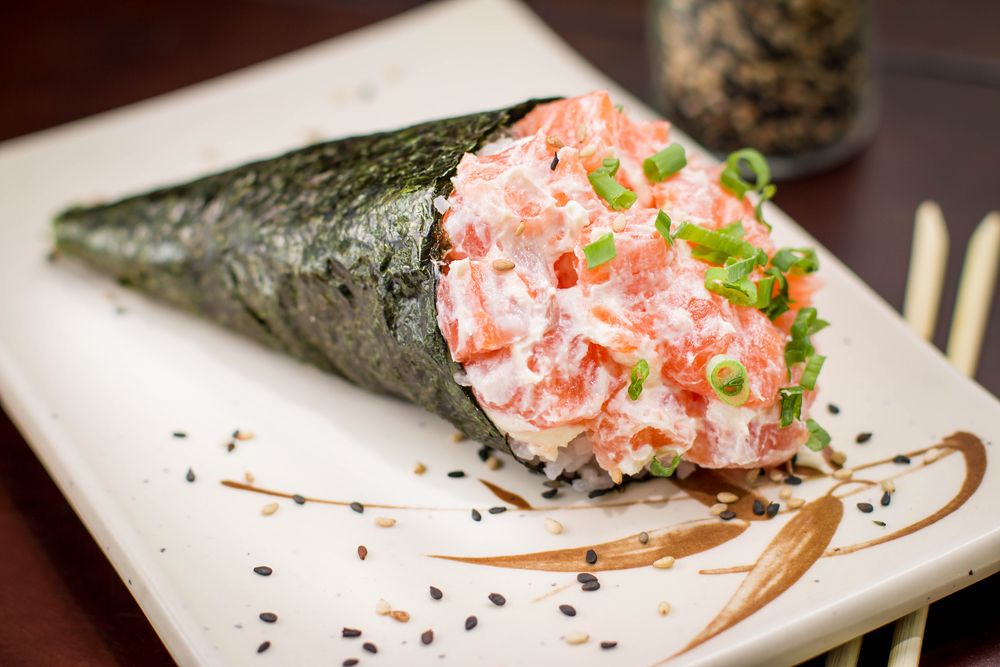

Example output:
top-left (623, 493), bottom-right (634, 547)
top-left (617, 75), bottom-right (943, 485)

top-left (1, 1), bottom-right (997, 665)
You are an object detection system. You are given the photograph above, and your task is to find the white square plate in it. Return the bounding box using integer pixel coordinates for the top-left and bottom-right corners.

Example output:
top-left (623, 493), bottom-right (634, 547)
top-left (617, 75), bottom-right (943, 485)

top-left (0, 1), bottom-right (997, 665)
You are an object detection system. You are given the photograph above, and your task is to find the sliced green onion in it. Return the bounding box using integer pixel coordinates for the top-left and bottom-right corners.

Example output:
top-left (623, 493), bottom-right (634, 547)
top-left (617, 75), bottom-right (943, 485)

top-left (720, 148), bottom-right (772, 199)
top-left (760, 267), bottom-right (791, 320)
top-left (800, 354), bottom-right (826, 390)
top-left (772, 247), bottom-right (819, 274)
top-left (785, 307), bottom-right (828, 367)
top-left (650, 453), bottom-right (682, 478)
top-left (755, 275), bottom-right (776, 309)
top-left (689, 222), bottom-right (744, 263)
top-left (705, 269), bottom-right (757, 306)
top-left (674, 222), bottom-right (759, 263)
top-left (805, 419), bottom-right (831, 451)
top-left (707, 354), bottom-right (750, 406)
top-left (588, 164), bottom-right (636, 210)
top-left (602, 157), bottom-right (621, 176)
top-left (628, 359), bottom-right (650, 400)
top-left (583, 232), bottom-right (617, 269)
top-left (643, 143), bottom-right (687, 182)
top-left (779, 386), bottom-right (804, 427)
top-left (655, 210), bottom-right (674, 245)
top-left (723, 255), bottom-right (757, 281)
top-left (755, 183), bottom-right (777, 230)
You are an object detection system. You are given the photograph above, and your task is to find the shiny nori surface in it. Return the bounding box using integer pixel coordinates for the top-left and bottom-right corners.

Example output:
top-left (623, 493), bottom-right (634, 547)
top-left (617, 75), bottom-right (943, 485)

top-left (54, 102), bottom-right (546, 455)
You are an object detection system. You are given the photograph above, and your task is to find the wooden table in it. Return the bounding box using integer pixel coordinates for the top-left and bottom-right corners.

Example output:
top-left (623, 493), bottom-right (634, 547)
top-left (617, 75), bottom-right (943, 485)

top-left (1, 1), bottom-right (997, 664)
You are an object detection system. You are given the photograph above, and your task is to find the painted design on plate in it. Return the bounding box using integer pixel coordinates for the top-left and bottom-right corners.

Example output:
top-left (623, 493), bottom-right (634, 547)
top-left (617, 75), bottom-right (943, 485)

top-left (221, 431), bottom-right (986, 659)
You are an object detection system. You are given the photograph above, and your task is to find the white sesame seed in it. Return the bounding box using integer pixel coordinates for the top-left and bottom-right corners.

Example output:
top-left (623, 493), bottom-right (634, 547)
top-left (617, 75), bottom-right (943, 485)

top-left (261, 502), bottom-right (279, 516)
top-left (833, 468), bottom-right (854, 480)
top-left (545, 135), bottom-right (564, 149)
top-left (745, 468), bottom-right (761, 484)
top-left (565, 632), bottom-right (589, 645)
top-left (787, 498), bottom-right (806, 509)
top-left (413, 462), bottom-right (426, 475)
top-left (652, 556), bottom-right (676, 569)
top-left (579, 144), bottom-right (597, 158)
top-left (830, 450), bottom-right (847, 466)
top-left (924, 448), bottom-right (942, 464)
top-left (390, 610), bottom-right (410, 623)
top-left (234, 431), bottom-right (254, 441)
top-left (545, 518), bottom-right (564, 535)
top-left (881, 479), bottom-right (895, 493)
top-left (375, 517), bottom-right (396, 528)
top-left (658, 601), bottom-right (671, 616)
top-left (716, 491), bottom-right (739, 504)
top-left (709, 503), bottom-right (728, 516)
top-left (485, 456), bottom-right (502, 470)
top-left (778, 487), bottom-right (793, 500)
top-left (612, 215), bottom-right (627, 232)
top-left (244, 471), bottom-right (255, 484)
top-left (492, 258), bottom-right (516, 272)
top-left (451, 432), bottom-right (466, 443)
top-left (769, 469), bottom-right (785, 483)
top-left (514, 221), bottom-right (526, 236)
top-left (576, 124), bottom-right (588, 143)
top-left (376, 599), bottom-right (391, 616)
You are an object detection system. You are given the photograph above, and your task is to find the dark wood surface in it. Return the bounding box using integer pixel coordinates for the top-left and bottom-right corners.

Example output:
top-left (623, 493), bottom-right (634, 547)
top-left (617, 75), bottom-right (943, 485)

top-left (1, 1), bottom-right (997, 665)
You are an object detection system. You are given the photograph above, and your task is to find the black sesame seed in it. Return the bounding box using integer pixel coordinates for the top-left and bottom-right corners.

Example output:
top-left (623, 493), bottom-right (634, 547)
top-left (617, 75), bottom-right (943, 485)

top-left (881, 491), bottom-right (891, 507)
top-left (766, 502), bottom-right (780, 518)
top-left (429, 586), bottom-right (443, 600)
top-left (857, 502), bottom-right (874, 513)
top-left (172, 431), bottom-right (187, 438)
top-left (585, 549), bottom-right (598, 564)
top-left (541, 488), bottom-right (559, 499)
top-left (488, 593), bottom-right (506, 606)
top-left (253, 566), bottom-right (272, 577)
top-left (719, 510), bottom-right (737, 521)
top-left (343, 660), bottom-right (358, 667)
top-left (581, 580), bottom-right (601, 592)
top-left (363, 642), bottom-right (377, 654)
top-left (471, 509), bottom-right (482, 522)
top-left (752, 499), bottom-right (765, 516)
top-left (226, 442), bottom-right (236, 453)
top-left (873, 520), bottom-right (887, 527)
top-left (259, 612), bottom-right (277, 623)
top-left (357, 545), bottom-right (368, 561)
top-left (893, 455), bottom-right (911, 464)
top-left (488, 506), bottom-right (507, 514)
top-left (577, 573), bottom-right (597, 584)
top-left (477, 445), bottom-right (491, 462)
top-left (465, 615), bottom-right (478, 630)
top-left (292, 494), bottom-right (306, 505)
top-left (827, 403), bottom-right (840, 415)
top-left (856, 432), bottom-right (873, 444)
top-left (784, 475), bottom-right (802, 485)
top-left (638, 531), bottom-right (649, 544)
top-left (550, 154), bottom-right (560, 171)
top-left (256, 641), bottom-right (270, 654)
top-left (588, 488), bottom-right (609, 499)
top-left (342, 627), bottom-right (362, 638)
top-left (601, 641), bottom-right (618, 649)
top-left (185, 468), bottom-right (195, 483)
top-left (421, 629), bottom-right (434, 645)
top-left (448, 470), bottom-right (466, 478)
top-left (559, 604), bottom-right (576, 617)
top-left (350, 501), bottom-right (364, 514)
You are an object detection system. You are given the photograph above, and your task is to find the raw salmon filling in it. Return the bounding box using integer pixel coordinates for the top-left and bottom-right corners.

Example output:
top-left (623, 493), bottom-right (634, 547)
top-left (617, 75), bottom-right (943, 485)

top-left (436, 92), bottom-right (818, 487)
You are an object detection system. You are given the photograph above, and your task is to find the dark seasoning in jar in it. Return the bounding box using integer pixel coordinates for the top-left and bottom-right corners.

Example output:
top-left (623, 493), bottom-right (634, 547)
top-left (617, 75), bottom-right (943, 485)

top-left (650, 0), bottom-right (876, 177)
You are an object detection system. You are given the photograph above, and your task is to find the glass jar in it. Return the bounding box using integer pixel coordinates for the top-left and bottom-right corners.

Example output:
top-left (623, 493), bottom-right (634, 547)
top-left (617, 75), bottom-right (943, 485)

top-left (649, 0), bottom-right (877, 178)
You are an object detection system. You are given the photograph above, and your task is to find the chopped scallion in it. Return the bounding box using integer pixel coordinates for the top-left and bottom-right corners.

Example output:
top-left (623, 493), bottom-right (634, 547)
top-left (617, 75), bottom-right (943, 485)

top-left (643, 143), bottom-right (687, 182)
top-left (772, 247), bottom-right (820, 274)
top-left (720, 148), bottom-right (772, 199)
top-left (805, 419), bottom-right (831, 451)
top-left (583, 233), bottom-right (617, 269)
top-left (628, 359), bottom-right (650, 400)
top-left (655, 210), bottom-right (674, 245)
top-left (674, 222), bottom-right (760, 263)
top-left (650, 453), bottom-right (682, 478)
top-left (588, 160), bottom-right (636, 210)
top-left (779, 386), bottom-right (804, 427)
top-left (800, 354), bottom-right (826, 390)
top-left (755, 183), bottom-right (777, 230)
top-left (705, 268), bottom-right (757, 306)
top-left (707, 355), bottom-right (750, 406)
top-left (755, 275), bottom-right (776, 309)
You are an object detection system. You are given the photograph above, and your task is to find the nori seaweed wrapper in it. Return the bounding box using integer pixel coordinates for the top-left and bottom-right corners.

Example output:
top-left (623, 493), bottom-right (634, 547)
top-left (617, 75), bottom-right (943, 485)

top-left (54, 101), bottom-right (549, 456)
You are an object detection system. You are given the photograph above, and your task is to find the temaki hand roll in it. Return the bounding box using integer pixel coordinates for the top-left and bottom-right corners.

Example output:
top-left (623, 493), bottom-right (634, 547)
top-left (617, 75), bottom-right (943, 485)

top-left (55, 92), bottom-right (830, 492)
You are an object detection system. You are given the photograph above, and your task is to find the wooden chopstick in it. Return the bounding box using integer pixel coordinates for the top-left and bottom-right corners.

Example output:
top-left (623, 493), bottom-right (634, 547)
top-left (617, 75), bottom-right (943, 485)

top-left (887, 210), bottom-right (1000, 667)
top-left (827, 201), bottom-right (949, 667)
